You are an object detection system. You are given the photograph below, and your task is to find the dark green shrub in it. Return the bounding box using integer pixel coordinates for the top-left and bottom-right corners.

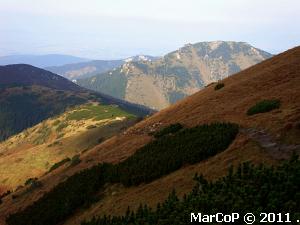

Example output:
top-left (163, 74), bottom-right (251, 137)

top-left (11, 195), bottom-right (17, 200)
top-left (47, 141), bottom-right (62, 147)
top-left (97, 137), bottom-right (104, 144)
top-left (24, 178), bottom-right (38, 186)
top-left (152, 123), bottom-right (183, 138)
top-left (214, 82), bottom-right (225, 90)
top-left (29, 180), bottom-right (42, 189)
top-left (247, 99), bottom-right (280, 115)
top-left (0, 190), bottom-right (12, 204)
top-left (118, 122), bottom-right (239, 186)
top-left (70, 155), bottom-right (81, 167)
top-left (24, 178), bottom-right (42, 191)
top-left (49, 158), bottom-right (71, 172)
top-left (0, 190), bottom-right (11, 199)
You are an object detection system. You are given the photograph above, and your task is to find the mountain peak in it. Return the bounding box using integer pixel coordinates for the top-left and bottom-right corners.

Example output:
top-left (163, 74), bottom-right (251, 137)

top-left (79, 41), bottom-right (272, 110)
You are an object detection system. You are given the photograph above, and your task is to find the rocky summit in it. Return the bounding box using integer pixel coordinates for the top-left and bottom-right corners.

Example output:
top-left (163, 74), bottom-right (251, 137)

top-left (78, 41), bottom-right (272, 110)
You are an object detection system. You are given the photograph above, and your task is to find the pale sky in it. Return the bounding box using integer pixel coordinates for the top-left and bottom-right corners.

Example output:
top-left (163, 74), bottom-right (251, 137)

top-left (0, 0), bottom-right (299, 59)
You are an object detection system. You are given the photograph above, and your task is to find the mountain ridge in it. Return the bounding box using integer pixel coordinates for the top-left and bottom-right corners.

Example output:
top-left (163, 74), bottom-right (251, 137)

top-left (0, 64), bottom-right (82, 91)
top-left (45, 60), bottom-right (124, 80)
top-left (46, 55), bottom-right (159, 81)
top-left (78, 41), bottom-right (272, 110)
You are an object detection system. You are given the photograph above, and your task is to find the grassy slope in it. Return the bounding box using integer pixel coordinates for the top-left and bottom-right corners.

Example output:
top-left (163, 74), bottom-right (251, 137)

top-left (0, 103), bottom-right (136, 192)
top-left (0, 47), bottom-right (299, 225)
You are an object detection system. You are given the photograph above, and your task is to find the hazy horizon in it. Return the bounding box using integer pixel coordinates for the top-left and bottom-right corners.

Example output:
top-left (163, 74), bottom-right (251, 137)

top-left (1, 0), bottom-right (299, 59)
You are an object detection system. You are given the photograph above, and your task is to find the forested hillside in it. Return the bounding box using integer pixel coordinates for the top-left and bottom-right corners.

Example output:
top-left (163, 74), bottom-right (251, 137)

top-left (82, 156), bottom-right (300, 225)
top-left (0, 85), bottom-right (86, 141)
top-left (0, 64), bottom-right (152, 141)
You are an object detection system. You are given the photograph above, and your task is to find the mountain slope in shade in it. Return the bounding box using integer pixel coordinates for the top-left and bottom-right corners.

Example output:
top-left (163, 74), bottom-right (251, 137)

top-left (45, 60), bottom-right (124, 80)
top-left (0, 64), bottom-right (82, 91)
top-left (0, 46), bottom-right (298, 225)
top-left (0, 54), bottom-right (89, 68)
top-left (46, 55), bottom-right (159, 81)
top-left (0, 64), bottom-right (152, 141)
top-left (78, 41), bottom-right (272, 110)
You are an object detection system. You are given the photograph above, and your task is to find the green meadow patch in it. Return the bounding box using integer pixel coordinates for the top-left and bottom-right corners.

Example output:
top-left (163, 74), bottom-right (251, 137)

top-left (66, 104), bottom-right (135, 121)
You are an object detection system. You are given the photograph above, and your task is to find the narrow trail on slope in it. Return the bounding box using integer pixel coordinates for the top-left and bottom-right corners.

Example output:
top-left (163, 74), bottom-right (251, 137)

top-left (240, 128), bottom-right (300, 160)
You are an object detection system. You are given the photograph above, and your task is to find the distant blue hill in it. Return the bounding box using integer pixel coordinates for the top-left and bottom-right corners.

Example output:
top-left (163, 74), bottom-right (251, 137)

top-left (0, 54), bottom-right (90, 68)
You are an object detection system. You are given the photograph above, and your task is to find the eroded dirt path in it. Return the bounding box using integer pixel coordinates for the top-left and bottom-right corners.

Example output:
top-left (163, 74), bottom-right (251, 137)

top-left (241, 128), bottom-right (300, 160)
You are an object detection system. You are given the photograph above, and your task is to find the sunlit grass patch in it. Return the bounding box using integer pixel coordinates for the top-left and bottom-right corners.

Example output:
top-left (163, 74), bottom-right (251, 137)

top-left (66, 104), bottom-right (135, 121)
